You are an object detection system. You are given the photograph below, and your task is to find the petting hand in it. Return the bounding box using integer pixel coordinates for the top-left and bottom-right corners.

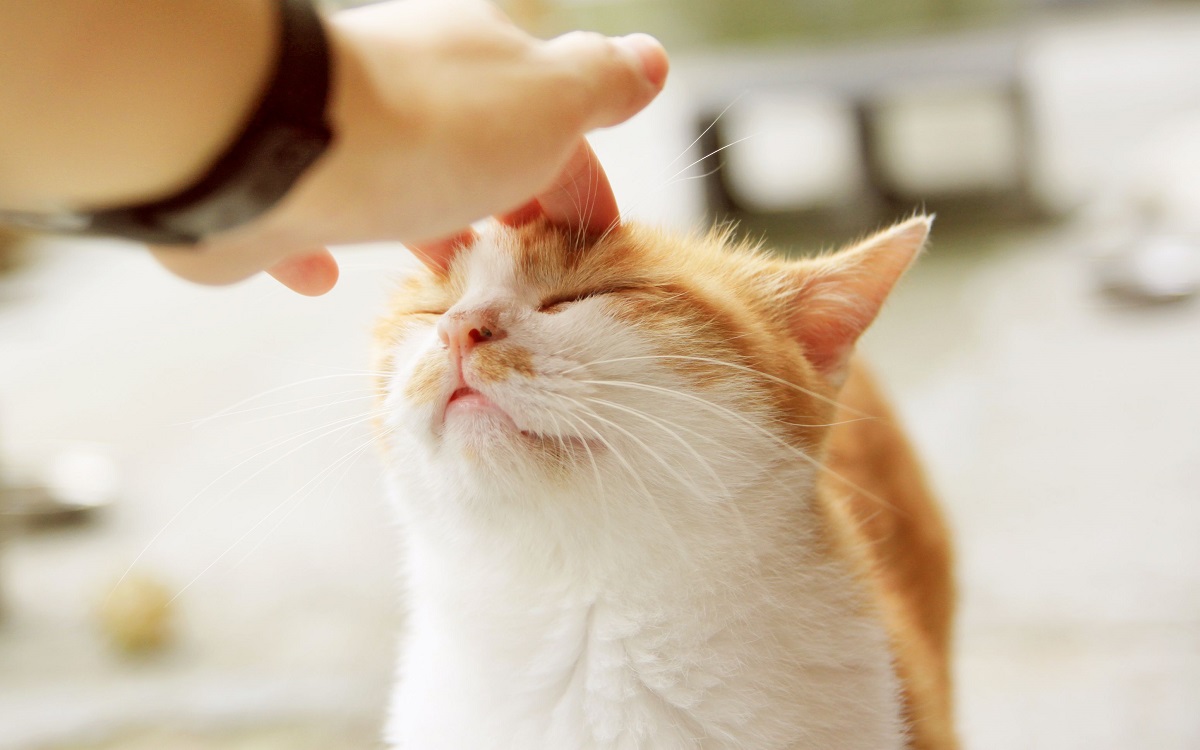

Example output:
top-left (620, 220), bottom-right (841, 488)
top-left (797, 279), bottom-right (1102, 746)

top-left (153, 0), bottom-right (668, 295)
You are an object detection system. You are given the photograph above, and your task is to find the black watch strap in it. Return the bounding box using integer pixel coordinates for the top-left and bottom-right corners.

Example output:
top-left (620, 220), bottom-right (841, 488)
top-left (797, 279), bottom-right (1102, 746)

top-left (0, 0), bottom-right (333, 246)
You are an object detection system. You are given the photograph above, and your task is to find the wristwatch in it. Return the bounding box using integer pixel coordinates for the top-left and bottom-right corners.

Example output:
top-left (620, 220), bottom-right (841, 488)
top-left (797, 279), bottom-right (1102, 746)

top-left (0, 0), bottom-right (333, 246)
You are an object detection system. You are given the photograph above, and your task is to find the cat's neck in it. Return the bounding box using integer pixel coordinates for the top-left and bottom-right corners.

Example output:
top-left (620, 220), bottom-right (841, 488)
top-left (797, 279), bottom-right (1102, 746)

top-left (390, 469), bottom-right (905, 749)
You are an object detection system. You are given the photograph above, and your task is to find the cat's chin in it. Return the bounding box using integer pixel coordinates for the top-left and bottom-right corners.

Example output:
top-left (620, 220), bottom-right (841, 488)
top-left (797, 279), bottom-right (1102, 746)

top-left (444, 387), bottom-right (514, 424)
top-left (441, 388), bottom-right (602, 457)
top-left (442, 391), bottom-right (523, 443)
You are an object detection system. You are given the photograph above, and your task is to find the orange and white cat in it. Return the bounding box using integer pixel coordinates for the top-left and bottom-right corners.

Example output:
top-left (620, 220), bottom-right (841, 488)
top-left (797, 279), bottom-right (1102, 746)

top-left (372, 217), bottom-right (956, 749)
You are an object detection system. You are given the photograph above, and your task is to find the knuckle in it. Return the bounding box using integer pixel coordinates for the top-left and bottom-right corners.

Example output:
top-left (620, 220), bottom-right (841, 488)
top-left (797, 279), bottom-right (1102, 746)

top-left (558, 31), bottom-right (626, 73)
top-left (539, 31), bottom-right (649, 128)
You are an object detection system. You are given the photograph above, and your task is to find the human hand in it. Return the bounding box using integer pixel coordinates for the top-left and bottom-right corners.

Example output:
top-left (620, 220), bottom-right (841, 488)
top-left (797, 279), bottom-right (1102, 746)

top-left (153, 0), bottom-right (668, 295)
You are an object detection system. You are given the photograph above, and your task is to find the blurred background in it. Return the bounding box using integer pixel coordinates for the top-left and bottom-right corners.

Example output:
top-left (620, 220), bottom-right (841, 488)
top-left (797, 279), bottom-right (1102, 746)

top-left (2, 0), bottom-right (1199, 748)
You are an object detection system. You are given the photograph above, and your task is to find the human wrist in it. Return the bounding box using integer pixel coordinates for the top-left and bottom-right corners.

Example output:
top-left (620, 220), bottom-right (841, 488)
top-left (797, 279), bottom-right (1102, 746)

top-left (257, 12), bottom-right (444, 242)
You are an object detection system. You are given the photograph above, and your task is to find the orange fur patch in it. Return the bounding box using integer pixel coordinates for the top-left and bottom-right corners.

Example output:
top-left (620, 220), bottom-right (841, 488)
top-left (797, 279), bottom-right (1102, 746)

top-left (823, 361), bottom-right (957, 750)
top-left (405, 352), bottom-right (447, 406)
top-left (472, 344), bottom-right (535, 383)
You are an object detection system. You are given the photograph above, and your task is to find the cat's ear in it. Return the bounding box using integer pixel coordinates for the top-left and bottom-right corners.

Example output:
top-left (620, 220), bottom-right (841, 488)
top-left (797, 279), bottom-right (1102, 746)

top-left (783, 216), bottom-right (930, 381)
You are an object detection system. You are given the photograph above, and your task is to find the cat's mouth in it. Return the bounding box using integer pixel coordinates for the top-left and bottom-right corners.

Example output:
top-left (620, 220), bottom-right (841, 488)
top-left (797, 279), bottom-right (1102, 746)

top-left (447, 386), bottom-right (498, 412)
top-left (444, 386), bottom-right (523, 433)
top-left (442, 386), bottom-right (599, 452)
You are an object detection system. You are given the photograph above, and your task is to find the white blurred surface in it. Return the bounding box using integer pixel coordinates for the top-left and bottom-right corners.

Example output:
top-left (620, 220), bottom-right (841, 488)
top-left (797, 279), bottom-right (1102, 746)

top-left (0, 242), bottom-right (413, 747)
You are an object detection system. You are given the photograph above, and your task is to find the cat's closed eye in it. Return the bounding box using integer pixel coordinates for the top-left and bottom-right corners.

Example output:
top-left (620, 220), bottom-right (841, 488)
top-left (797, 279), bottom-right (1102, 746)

top-left (538, 286), bottom-right (637, 313)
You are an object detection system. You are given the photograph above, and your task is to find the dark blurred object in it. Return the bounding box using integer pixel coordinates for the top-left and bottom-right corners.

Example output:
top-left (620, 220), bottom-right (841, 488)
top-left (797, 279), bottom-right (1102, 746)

top-left (97, 573), bottom-right (175, 654)
top-left (0, 448), bottom-right (116, 530)
top-left (690, 28), bottom-right (1046, 238)
top-left (0, 227), bottom-right (28, 276)
top-left (1073, 104), bottom-right (1200, 305)
top-left (1093, 232), bottom-right (1200, 304)
top-left (0, 473), bottom-right (106, 618)
top-left (0, 448), bottom-right (116, 619)
top-left (0, 482), bottom-right (106, 530)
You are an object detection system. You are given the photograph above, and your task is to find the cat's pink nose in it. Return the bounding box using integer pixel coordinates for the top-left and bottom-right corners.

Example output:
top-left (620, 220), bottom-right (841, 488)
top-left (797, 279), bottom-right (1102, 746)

top-left (437, 305), bottom-right (506, 368)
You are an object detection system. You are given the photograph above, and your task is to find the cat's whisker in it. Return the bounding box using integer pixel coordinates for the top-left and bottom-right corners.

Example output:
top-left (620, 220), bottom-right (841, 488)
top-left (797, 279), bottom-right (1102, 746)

top-left (188, 372), bottom-right (383, 428)
top-left (586, 98), bottom-right (749, 243)
top-left (565, 396), bottom-right (711, 506)
top-left (564, 354), bottom-right (871, 417)
top-left (575, 402), bottom-right (710, 503)
top-left (189, 386), bottom-right (374, 427)
top-left (583, 396), bottom-right (765, 570)
top-left (580, 378), bottom-right (822, 439)
top-left (539, 336), bottom-right (603, 367)
top-left (581, 396), bottom-right (730, 501)
top-left (227, 407), bottom-right (385, 462)
top-left (544, 394), bottom-right (652, 500)
top-left (659, 135), bottom-right (755, 187)
top-left (110, 407), bottom-right (385, 600)
top-left (247, 356), bottom-right (392, 378)
top-left (585, 392), bottom-right (749, 461)
top-left (583, 379), bottom-right (902, 515)
top-left (552, 408), bottom-right (605, 499)
top-left (544, 391), bottom-right (638, 484)
top-left (600, 135), bottom-right (755, 236)
top-left (173, 431), bottom-right (383, 603)
top-left (657, 91), bottom-right (746, 177)
top-left (231, 432), bottom-right (383, 570)
top-left (554, 151), bottom-right (593, 249)
top-left (181, 386), bottom-right (372, 426)
top-left (584, 376), bottom-right (814, 466)
top-left (592, 214), bottom-right (621, 249)
top-left (553, 394), bottom-right (698, 568)
top-left (541, 407), bottom-right (574, 469)
top-left (556, 407), bottom-right (620, 544)
top-left (581, 147), bottom-right (599, 246)
top-left (660, 162), bottom-right (725, 188)
top-left (781, 416), bottom-right (877, 429)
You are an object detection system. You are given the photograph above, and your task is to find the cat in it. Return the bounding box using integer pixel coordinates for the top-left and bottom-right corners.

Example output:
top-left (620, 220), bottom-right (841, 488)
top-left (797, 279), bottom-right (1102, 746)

top-left (371, 216), bottom-right (956, 749)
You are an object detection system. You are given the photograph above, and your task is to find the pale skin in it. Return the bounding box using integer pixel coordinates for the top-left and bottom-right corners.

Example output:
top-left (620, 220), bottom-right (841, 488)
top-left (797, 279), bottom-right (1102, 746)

top-left (0, 0), bottom-right (669, 295)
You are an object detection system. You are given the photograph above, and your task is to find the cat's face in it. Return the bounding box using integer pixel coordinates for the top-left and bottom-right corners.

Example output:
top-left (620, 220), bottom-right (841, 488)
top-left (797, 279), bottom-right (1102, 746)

top-left (374, 219), bottom-right (927, 539)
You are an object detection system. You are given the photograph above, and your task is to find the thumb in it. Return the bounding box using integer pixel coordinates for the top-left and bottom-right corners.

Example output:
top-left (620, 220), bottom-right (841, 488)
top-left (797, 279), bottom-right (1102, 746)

top-left (543, 32), bottom-right (669, 130)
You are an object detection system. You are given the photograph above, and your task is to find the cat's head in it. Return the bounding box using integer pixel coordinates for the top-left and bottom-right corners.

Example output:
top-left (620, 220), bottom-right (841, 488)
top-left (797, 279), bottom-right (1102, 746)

top-left (373, 218), bottom-right (927, 561)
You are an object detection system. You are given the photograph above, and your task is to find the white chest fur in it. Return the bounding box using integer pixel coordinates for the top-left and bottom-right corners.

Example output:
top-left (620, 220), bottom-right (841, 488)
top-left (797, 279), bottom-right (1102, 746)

top-left (383, 478), bottom-right (905, 750)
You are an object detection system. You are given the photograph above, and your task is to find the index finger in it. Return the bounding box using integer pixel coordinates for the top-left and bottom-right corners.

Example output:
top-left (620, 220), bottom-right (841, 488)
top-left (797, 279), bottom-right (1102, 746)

top-left (500, 139), bottom-right (619, 236)
top-left (407, 227), bottom-right (479, 274)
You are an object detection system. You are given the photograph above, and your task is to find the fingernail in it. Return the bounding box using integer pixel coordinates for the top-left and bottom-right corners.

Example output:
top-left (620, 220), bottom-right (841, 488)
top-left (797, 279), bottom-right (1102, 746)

top-left (615, 33), bottom-right (669, 89)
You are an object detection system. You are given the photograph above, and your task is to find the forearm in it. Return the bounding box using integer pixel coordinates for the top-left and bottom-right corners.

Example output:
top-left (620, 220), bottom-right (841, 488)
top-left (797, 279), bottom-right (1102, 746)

top-left (1, 0), bottom-right (668, 298)
top-left (0, 0), bottom-right (276, 211)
